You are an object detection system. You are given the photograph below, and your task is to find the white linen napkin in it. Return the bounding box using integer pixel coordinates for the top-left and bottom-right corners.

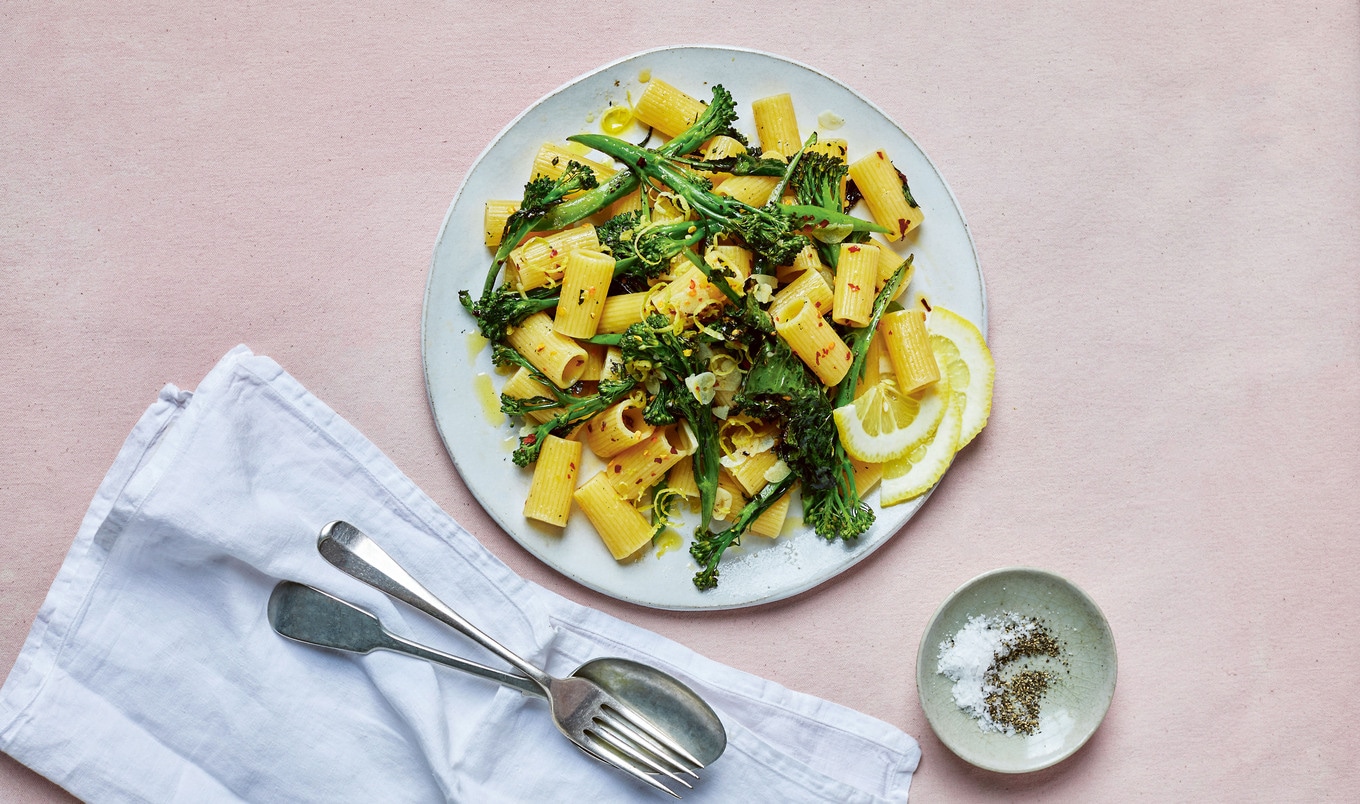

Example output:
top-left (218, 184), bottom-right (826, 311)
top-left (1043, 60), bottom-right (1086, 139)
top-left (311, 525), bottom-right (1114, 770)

top-left (0, 346), bottom-right (919, 803)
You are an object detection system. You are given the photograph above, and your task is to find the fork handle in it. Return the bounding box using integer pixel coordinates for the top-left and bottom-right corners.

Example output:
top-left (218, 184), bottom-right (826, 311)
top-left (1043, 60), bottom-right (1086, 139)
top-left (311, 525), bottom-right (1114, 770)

top-left (318, 521), bottom-right (554, 691)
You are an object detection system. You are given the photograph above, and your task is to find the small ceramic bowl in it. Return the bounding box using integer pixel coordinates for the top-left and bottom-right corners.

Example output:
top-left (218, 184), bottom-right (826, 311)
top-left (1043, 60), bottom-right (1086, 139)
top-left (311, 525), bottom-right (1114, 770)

top-left (916, 567), bottom-right (1117, 773)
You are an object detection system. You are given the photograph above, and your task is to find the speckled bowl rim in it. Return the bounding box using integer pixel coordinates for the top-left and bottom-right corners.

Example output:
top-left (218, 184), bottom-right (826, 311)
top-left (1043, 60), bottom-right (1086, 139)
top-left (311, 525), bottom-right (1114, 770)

top-left (915, 566), bottom-right (1118, 773)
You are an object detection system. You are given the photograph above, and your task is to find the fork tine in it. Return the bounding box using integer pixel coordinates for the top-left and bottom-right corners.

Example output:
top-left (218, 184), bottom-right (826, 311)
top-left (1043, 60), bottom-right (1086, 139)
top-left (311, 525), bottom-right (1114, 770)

top-left (579, 737), bottom-right (682, 798)
top-left (602, 701), bottom-right (706, 770)
top-left (595, 708), bottom-right (699, 779)
top-left (589, 719), bottom-right (694, 789)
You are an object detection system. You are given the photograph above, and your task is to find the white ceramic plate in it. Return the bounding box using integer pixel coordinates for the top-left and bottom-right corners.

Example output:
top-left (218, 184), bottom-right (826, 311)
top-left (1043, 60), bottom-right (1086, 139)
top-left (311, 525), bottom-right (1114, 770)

top-left (916, 568), bottom-right (1118, 772)
top-left (423, 46), bottom-right (984, 610)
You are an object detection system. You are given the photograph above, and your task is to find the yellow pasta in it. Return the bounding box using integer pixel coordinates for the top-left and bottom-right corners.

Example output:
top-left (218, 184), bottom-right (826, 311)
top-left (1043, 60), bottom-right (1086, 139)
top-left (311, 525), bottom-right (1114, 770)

top-left (725, 448), bottom-right (781, 497)
top-left (879, 309), bottom-right (940, 393)
top-left (484, 200), bottom-right (520, 248)
top-left (523, 435), bottom-right (582, 527)
top-left (832, 242), bottom-right (880, 326)
top-left (848, 149), bottom-right (924, 241)
top-left (666, 459), bottom-right (700, 498)
top-left (508, 225), bottom-right (601, 291)
top-left (553, 249), bottom-right (615, 338)
top-left (851, 459), bottom-right (883, 496)
top-left (583, 396), bottom-right (655, 459)
top-left (574, 472), bottom-right (655, 560)
top-left (713, 468), bottom-right (750, 522)
top-left (774, 298), bottom-right (853, 386)
top-left (531, 142), bottom-right (617, 183)
top-left (578, 343), bottom-right (608, 382)
top-left (605, 425), bottom-right (695, 500)
top-left (706, 244), bottom-right (753, 280)
top-left (502, 366), bottom-right (561, 424)
top-left (597, 291), bottom-right (651, 334)
top-left (713, 175), bottom-right (780, 207)
top-left (506, 311), bottom-right (589, 389)
top-left (752, 93), bottom-right (800, 158)
top-left (775, 244), bottom-right (826, 285)
top-left (632, 78), bottom-right (706, 139)
top-left (769, 264), bottom-right (834, 323)
top-left (750, 487), bottom-right (794, 538)
top-left (872, 236), bottom-right (913, 300)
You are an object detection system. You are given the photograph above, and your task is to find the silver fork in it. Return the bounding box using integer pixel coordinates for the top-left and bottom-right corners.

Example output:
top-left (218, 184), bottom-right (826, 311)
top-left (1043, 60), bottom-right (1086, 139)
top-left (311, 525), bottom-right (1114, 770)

top-left (316, 521), bottom-right (703, 797)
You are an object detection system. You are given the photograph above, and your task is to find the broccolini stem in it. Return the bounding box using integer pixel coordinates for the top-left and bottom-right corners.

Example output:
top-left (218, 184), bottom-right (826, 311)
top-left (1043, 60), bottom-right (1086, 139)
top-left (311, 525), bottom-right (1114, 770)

top-left (690, 473), bottom-right (798, 591)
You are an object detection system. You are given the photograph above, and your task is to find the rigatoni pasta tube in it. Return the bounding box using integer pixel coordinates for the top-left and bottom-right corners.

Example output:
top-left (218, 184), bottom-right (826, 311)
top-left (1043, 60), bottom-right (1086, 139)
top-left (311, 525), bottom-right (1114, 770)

top-left (873, 237), bottom-right (913, 300)
top-left (605, 425), bottom-right (695, 501)
top-left (531, 142), bottom-right (616, 183)
top-left (583, 397), bottom-right (654, 459)
top-left (502, 366), bottom-right (561, 424)
top-left (848, 149), bottom-right (924, 241)
top-left (713, 175), bottom-right (780, 207)
top-left (506, 311), bottom-right (588, 389)
top-left (523, 435), bottom-right (582, 527)
top-left (666, 459), bottom-right (699, 499)
top-left (852, 459), bottom-right (883, 496)
top-left (879, 309), bottom-right (940, 393)
top-left (578, 343), bottom-right (608, 382)
top-left (632, 78), bottom-right (706, 138)
top-left (508, 225), bottom-right (600, 291)
top-left (597, 291), bottom-right (650, 334)
top-left (775, 244), bottom-right (826, 285)
top-left (769, 265), bottom-right (834, 323)
top-left (574, 472), bottom-right (654, 561)
top-left (553, 249), bottom-right (614, 338)
top-left (774, 298), bottom-right (853, 386)
top-left (750, 487), bottom-right (794, 538)
top-left (483, 200), bottom-right (520, 248)
top-left (752, 93), bottom-right (800, 158)
top-left (725, 448), bottom-right (781, 497)
top-left (832, 243), bottom-right (880, 326)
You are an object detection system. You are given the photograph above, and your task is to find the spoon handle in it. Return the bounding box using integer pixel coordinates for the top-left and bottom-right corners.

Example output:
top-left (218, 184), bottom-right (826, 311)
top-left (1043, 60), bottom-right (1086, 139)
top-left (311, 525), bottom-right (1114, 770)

top-left (269, 581), bottom-right (543, 697)
top-left (317, 521), bottom-right (554, 691)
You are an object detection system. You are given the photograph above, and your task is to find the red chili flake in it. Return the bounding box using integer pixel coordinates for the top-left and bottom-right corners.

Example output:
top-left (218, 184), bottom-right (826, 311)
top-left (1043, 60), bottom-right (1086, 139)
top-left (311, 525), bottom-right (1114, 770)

top-left (848, 283), bottom-right (861, 292)
top-left (653, 457), bottom-right (664, 464)
top-left (613, 465), bottom-right (622, 474)
top-left (877, 150), bottom-right (886, 159)
top-left (848, 245), bottom-right (861, 253)
top-left (920, 298), bottom-right (932, 312)
top-left (898, 218), bottom-right (909, 234)
top-left (670, 447), bottom-right (678, 454)
top-left (569, 462), bottom-right (576, 471)
top-left (550, 249), bottom-right (559, 257)
top-left (524, 434), bottom-right (538, 446)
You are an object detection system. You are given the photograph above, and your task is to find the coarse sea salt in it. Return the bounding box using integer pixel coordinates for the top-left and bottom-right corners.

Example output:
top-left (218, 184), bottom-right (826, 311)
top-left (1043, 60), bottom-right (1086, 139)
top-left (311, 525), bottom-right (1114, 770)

top-left (937, 612), bottom-right (1049, 734)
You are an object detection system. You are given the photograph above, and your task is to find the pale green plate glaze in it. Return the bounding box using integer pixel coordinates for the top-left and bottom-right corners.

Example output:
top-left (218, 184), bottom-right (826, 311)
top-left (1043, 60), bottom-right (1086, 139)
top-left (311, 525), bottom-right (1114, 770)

top-left (916, 567), bottom-right (1117, 773)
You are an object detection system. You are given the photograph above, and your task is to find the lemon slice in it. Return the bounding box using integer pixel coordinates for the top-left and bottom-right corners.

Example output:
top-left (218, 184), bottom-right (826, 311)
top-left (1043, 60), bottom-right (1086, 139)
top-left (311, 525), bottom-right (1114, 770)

top-left (833, 377), bottom-right (948, 464)
top-left (926, 307), bottom-right (994, 449)
top-left (880, 393), bottom-right (963, 505)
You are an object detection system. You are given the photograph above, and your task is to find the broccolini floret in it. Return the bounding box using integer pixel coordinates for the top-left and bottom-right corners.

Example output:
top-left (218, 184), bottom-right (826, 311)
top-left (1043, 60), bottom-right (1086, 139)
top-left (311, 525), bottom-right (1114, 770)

top-left (458, 285), bottom-right (559, 342)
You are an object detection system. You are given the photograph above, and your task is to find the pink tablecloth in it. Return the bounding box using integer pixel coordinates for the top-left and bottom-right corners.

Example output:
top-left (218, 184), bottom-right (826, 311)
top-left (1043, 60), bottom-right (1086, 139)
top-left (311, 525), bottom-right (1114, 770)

top-left (3, 2), bottom-right (1358, 800)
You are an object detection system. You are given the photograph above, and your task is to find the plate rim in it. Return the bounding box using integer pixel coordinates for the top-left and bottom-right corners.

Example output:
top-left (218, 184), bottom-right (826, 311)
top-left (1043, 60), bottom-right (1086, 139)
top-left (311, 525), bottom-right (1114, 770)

top-left (421, 44), bottom-right (985, 610)
top-left (914, 566), bottom-right (1119, 773)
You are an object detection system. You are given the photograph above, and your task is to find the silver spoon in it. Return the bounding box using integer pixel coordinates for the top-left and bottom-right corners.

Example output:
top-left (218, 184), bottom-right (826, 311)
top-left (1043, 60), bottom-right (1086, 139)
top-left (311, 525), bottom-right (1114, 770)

top-left (312, 521), bottom-right (727, 771)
